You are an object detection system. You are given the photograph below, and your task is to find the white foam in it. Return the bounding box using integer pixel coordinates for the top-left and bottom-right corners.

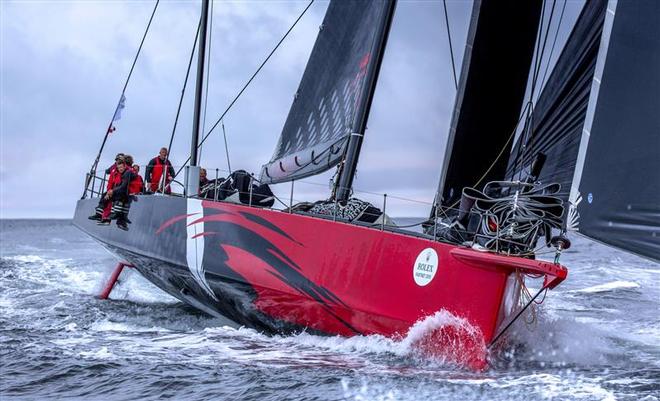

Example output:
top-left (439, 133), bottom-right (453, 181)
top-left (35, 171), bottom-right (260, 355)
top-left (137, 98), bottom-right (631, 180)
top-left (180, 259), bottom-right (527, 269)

top-left (78, 346), bottom-right (115, 360)
top-left (90, 319), bottom-right (172, 333)
top-left (572, 280), bottom-right (640, 294)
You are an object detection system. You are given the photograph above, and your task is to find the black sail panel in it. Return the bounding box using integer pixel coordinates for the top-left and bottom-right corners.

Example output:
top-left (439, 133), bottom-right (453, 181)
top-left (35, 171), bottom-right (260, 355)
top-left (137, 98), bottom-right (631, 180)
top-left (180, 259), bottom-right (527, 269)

top-left (506, 0), bottom-right (607, 203)
top-left (433, 0), bottom-right (542, 211)
top-left (572, 0), bottom-right (660, 261)
top-left (260, 0), bottom-right (393, 184)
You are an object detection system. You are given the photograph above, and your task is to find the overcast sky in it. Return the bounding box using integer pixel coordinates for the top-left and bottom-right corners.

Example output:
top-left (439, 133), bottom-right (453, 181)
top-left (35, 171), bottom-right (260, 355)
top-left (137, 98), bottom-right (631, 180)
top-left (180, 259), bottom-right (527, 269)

top-left (0, 0), bottom-right (583, 218)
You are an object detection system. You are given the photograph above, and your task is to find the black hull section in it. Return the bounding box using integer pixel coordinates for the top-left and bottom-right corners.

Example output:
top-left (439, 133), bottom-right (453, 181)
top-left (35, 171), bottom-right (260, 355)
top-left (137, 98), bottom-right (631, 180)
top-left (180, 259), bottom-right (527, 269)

top-left (74, 197), bottom-right (317, 335)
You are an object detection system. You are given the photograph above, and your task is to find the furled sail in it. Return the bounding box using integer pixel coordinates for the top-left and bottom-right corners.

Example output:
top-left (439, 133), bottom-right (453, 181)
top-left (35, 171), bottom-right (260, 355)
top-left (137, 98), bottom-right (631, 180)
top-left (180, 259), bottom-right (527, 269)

top-left (260, 0), bottom-right (394, 184)
top-left (431, 0), bottom-right (543, 212)
top-left (508, 0), bottom-right (660, 261)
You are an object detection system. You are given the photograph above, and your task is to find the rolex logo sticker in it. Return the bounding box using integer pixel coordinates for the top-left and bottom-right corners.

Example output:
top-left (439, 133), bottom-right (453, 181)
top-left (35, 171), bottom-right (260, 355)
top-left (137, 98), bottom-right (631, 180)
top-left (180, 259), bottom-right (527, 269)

top-left (413, 248), bottom-right (439, 286)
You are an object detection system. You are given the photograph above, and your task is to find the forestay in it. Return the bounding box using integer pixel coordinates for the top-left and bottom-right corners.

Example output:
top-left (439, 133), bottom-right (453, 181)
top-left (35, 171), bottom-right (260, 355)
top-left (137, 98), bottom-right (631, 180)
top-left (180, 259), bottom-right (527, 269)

top-left (260, 0), bottom-right (393, 184)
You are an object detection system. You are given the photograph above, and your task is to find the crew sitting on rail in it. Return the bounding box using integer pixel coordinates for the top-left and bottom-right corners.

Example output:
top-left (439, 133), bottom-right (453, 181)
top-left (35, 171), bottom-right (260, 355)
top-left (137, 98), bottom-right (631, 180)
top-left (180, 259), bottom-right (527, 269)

top-left (106, 159), bottom-right (135, 230)
top-left (105, 153), bottom-right (124, 175)
top-left (145, 147), bottom-right (175, 194)
top-left (123, 155), bottom-right (144, 195)
top-left (89, 155), bottom-right (125, 222)
top-left (89, 158), bottom-right (131, 227)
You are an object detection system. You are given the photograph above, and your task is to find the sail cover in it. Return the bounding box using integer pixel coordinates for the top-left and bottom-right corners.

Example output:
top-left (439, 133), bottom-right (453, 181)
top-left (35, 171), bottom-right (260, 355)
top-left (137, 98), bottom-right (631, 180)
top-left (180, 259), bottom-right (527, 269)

top-left (260, 0), bottom-right (394, 184)
top-left (433, 0), bottom-right (542, 210)
top-left (508, 0), bottom-right (659, 261)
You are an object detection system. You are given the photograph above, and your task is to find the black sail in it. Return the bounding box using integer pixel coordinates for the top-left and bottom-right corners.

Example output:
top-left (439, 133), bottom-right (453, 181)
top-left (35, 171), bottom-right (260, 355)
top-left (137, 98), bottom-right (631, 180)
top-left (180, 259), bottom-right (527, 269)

top-left (432, 0), bottom-right (543, 212)
top-left (260, 0), bottom-right (394, 184)
top-left (506, 0), bottom-right (608, 203)
top-left (569, 0), bottom-right (660, 261)
top-left (507, 0), bottom-right (659, 261)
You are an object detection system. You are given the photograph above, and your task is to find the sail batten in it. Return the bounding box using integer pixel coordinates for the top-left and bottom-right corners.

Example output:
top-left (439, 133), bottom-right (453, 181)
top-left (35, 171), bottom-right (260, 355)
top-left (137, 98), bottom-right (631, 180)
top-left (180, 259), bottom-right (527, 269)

top-left (260, 0), bottom-right (395, 185)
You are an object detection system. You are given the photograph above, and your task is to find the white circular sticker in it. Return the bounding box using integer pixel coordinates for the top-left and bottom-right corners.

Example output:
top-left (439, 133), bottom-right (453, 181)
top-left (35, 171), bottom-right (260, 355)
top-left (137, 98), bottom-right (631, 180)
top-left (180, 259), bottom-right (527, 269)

top-left (413, 248), bottom-right (439, 286)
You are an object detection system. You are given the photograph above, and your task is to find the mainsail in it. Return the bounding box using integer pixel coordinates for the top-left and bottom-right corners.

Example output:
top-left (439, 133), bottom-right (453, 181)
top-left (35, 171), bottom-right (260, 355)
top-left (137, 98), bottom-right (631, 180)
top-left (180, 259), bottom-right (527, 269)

top-left (260, 0), bottom-right (395, 184)
top-left (432, 0), bottom-right (543, 211)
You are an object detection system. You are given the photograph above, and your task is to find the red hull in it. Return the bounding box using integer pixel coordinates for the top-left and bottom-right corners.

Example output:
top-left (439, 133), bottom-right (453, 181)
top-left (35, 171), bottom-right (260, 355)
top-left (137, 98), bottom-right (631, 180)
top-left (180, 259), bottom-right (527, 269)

top-left (74, 196), bottom-right (567, 369)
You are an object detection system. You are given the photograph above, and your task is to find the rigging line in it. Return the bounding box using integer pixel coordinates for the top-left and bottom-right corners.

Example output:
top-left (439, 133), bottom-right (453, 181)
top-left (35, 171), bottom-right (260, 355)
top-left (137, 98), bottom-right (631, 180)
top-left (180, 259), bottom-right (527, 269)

top-left (537, 0), bottom-right (567, 102)
top-left (199, 0), bottom-right (214, 164)
top-left (442, 0), bottom-right (458, 90)
top-left (85, 0), bottom-right (160, 195)
top-left (524, 0), bottom-right (557, 165)
top-left (173, 0), bottom-right (315, 179)
top-left (512, 0), bottom-right (556, 177)
top-left (221, 119), bottom-right (231, 173)
top-left (162, 19), bottom-right (202, 194)
top-left (531, 0), bottom-right (557, 105)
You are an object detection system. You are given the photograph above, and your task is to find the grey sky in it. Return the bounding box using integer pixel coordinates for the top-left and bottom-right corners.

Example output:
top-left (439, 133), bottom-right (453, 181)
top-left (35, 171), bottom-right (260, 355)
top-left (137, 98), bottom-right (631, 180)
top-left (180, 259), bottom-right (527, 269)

top-left (0, 0), bottom-right (583, 218)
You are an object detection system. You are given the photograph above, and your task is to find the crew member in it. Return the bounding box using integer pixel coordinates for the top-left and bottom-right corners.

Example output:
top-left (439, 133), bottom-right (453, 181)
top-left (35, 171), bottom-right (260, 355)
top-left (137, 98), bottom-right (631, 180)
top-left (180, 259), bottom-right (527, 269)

top-left (130, 164), bottom-right (144, 195)
top-left (107, 160), bottom-right (135, 230)
top-left (89, 158), bottom-right (126, 223)
top-left (122, 155), bottom-right (144, 195)
top-left (199, 168), bottom-right (209, 188)
top-left (145, 147), bottom-right (175, 194)
top-left (105, 153), bottom-right (124, 175)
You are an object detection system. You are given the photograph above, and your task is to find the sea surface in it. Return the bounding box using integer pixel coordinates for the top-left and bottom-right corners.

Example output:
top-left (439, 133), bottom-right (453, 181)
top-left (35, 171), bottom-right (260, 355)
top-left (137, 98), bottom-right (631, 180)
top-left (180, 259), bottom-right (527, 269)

top-left (1, 219), bottom-right (658, 401)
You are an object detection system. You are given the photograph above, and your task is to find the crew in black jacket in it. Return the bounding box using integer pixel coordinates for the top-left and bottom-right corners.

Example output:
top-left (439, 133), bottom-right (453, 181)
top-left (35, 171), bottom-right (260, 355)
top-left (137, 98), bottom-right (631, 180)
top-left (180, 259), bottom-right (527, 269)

top-left (107, 161), bottom-right (136, 230)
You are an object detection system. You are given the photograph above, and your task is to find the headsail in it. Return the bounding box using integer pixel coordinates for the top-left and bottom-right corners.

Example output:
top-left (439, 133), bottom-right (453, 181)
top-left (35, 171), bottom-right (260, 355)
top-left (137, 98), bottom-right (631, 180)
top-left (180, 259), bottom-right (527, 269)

top-left (569, 0), bottom-right (660, 261)
top-left (260, 0), bottom-right (395, 184)
top-left (432, 0), bottom-right (543, 212)
top-left (508, 0), bottom-right (659, 261)
top-left (506, 0), bottom-right (608, 203)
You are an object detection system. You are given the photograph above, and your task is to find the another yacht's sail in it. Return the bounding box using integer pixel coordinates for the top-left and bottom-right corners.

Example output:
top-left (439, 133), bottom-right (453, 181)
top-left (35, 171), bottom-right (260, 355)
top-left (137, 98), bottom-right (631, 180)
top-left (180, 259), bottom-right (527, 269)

top-left (432, 0), bottom-right (543, 211)
top-left (260, 0), bottom-right (394, 184)
top-left (508, 0), bottom-right (659, 261)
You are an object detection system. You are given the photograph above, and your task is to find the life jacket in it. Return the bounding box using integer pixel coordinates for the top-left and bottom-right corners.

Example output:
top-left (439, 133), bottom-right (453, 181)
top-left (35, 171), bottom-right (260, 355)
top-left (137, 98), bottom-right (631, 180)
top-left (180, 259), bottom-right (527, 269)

top-left (128, 167), bottom-right (144, 195)
top-left (149, 157), bottom-right (171, 192)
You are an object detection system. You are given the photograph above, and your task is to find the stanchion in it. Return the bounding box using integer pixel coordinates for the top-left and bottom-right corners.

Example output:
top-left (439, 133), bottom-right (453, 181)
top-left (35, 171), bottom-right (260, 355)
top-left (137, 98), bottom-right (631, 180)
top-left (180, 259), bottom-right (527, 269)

top-left (382, 194), bottom-right (387, 231)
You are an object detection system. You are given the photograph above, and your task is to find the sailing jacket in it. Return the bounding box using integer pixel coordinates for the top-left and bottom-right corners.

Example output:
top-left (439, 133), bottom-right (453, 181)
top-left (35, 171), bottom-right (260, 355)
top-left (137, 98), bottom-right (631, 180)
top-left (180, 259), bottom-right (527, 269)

top-left (107, 167), bottom-right (122, 191)
top-left (145, 157), bottom-right (175, 192)
top-left (111, 170), bottom-right (135, 201)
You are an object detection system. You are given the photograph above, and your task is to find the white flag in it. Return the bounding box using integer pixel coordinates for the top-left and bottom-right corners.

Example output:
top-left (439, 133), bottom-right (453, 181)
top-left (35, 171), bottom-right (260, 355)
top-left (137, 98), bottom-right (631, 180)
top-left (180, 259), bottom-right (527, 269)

top-left (112, 94), bottom-right (126, 122)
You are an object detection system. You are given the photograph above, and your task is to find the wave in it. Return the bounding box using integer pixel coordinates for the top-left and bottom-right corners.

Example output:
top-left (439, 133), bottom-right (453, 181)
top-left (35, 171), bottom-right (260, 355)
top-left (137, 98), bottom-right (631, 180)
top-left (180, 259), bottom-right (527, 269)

top-left (571, 280), bottom-right (640, 294)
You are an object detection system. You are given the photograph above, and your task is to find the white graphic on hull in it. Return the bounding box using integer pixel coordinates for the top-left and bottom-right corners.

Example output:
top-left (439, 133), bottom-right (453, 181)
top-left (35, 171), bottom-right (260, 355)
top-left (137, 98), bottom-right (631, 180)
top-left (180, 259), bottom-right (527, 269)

top-left (186, 199), bottom-right (217, 300)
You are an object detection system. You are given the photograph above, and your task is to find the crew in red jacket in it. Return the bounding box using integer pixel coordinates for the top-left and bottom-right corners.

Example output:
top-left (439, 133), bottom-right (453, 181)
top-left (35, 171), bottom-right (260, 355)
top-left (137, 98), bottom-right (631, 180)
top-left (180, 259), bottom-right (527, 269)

top-left (89, 158), bottom-right (126, 223)
top-left (145, 147), bottom-right (175, 194)
top-left (130, 164), bottom-right (145, 195)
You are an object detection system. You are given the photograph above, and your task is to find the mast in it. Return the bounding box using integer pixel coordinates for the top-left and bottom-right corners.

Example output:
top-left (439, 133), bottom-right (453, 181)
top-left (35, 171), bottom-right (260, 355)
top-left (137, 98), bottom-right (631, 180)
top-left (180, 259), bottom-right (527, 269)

top-left (190, 0), bottom-right (211, 167)
top-left (334, 0), bottom-right (397, 203)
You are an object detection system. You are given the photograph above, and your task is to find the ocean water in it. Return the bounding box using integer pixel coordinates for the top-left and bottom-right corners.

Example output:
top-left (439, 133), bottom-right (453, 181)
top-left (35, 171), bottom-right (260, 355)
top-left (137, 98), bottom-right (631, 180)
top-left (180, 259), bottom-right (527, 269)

top-left (1, 219), bottom-right (658, 401)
